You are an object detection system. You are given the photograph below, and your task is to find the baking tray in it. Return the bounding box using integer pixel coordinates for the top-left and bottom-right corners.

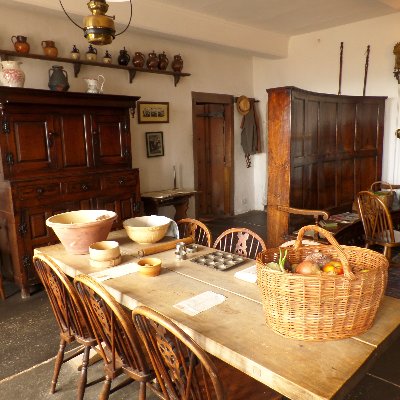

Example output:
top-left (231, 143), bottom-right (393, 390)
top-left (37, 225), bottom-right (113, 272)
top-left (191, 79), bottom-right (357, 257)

top-left (190, 250), bottom-right (246, 271)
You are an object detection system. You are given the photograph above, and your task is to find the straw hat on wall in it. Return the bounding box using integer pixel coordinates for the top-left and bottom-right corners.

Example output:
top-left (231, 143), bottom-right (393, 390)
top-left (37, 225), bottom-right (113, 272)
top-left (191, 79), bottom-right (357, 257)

top-left (237, 95), bottom-right (251, 115)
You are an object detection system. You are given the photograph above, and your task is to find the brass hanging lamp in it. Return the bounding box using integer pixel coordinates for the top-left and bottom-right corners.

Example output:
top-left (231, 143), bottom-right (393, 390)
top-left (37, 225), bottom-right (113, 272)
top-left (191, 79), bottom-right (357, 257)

top-left (59, 0), bottom-right (133, 46)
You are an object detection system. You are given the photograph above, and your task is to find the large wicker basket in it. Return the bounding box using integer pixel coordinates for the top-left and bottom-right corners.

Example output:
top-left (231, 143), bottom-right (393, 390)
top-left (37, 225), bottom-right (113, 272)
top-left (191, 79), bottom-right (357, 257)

top-left (256, 225), bottom-right (388, 341)
top-left (370, 181), bottom-right (394, 209)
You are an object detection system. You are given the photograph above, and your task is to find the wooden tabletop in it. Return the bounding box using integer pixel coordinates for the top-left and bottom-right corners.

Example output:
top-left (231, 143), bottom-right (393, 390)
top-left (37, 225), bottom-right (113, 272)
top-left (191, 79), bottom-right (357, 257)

top-left (34, 229), bottom-right (400, 400)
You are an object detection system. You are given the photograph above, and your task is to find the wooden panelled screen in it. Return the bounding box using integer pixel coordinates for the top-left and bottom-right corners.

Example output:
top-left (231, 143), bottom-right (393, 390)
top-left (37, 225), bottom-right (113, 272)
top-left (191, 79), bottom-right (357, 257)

top-left (266, 86), bottom-right (386, 247)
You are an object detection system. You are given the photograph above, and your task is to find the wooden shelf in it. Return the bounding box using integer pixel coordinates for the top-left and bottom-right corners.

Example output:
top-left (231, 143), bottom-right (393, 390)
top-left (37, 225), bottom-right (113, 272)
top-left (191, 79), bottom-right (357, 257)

top-left (0, 49), bottom-right (191, 86)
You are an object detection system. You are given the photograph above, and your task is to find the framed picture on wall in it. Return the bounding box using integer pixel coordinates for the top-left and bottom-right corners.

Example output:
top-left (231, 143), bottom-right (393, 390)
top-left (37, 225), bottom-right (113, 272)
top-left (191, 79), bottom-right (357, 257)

top-left (146, 131), bottom-right (164, 157)
top-left (138, 102), bottom-right (169, 123)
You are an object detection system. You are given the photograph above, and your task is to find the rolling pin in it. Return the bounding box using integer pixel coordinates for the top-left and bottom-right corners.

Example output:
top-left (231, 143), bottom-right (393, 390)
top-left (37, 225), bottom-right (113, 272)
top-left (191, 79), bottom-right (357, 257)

top-left (137, 236), bottom-right (194, 257)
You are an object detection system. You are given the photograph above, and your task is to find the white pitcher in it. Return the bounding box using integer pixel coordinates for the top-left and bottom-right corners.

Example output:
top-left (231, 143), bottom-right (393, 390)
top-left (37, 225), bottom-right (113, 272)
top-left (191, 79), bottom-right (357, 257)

top-left (0, 61), bottom-right (25, 87)
top-left (84, 74), bottom-right (105, 94)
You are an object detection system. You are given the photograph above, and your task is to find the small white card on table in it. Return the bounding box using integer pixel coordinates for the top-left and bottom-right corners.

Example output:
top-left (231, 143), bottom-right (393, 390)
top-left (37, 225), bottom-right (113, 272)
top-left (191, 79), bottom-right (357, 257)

top-left (174, 291), bottom-right (226, 316)
top-left (89, 263), bottom-right (139, 282)
top-left (234, 265), bottom-right (257, 283)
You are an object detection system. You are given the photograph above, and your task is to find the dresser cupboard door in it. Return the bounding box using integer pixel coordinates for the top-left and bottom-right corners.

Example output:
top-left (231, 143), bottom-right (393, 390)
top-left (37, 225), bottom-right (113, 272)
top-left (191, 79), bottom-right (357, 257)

top-left (2, 110), bottom-right (58, 179)
top-left (56, 110), bottom-right (93, 171)
top-left (91, 112), bottom-right (131, 168)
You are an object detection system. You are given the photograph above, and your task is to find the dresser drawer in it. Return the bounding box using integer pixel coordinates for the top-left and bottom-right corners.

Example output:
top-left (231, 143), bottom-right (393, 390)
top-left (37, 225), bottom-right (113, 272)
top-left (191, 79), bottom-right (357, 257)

top-left (101, 172), bottom-right (138, 190)
top-left (16, 182), bottom-right (62, 202)
top-left (65, 178), bottom-right (100, 195)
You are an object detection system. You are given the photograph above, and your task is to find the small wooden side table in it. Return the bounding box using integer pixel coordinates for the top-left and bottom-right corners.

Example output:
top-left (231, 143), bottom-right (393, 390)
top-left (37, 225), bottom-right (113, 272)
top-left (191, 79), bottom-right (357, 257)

top-left (141, 189), bottom-right (196, 221)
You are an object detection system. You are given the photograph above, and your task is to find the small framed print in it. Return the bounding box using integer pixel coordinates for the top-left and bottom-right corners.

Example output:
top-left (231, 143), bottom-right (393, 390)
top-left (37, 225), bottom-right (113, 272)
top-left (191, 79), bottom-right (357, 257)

top-left (146, 131), bottom-right (164, 157)
top-left (138, 102), bottom-right (169, 123)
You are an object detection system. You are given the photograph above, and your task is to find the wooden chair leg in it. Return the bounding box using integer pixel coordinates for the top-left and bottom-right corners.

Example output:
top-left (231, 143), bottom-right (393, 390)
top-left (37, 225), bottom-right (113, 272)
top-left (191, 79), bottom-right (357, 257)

top-left (384, 246), bottom-right (392, 262)
top-left (0, 271), bottom-right (5, 300)
top-left (139, 381), bottom-right (146, 400)
top-left (77, 346), bottom-right (91, 400)
top-left (51, 338), bottom-right (67, 393)
top-left (99, 376), bottom-right (112, 400)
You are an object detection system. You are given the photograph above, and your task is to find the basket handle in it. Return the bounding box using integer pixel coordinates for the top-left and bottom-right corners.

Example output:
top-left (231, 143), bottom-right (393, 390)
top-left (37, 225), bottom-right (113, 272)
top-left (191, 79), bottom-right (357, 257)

top-left (370, 181), bottom-right (393, 194)
top-left (294, 225), bottom-right (355, 279)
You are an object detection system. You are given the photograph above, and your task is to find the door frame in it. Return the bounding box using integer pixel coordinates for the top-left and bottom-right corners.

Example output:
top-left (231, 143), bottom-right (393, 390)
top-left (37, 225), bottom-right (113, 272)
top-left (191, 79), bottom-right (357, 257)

top-left (191, 91), bottom-right (234, 217)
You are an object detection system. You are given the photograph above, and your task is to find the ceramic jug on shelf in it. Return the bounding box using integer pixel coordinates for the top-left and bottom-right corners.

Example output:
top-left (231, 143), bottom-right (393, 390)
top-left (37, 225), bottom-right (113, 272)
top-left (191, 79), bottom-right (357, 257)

top-left (172, 54), bottom-right (183, 72)
top-left (42, 40), bottom-right (58, 57)
top-left (86, 45), bottom-right (97, 61)
top-left (84, 74), bottom-right (105, 94)
top-left (70, 45), bottom-right (80, 60)
top-left (158, 51), bottom-right (169, 70)
top-left (48, 65), bottom-right (69, 92)
top-left (132, 52), bottom-right (145, 68)
top-left (11, 35), bottom-right (30, 54)
top-left (118, 47), bottom-right (130, 65)
top-left (146, 50), bottom-right (158, 70)
top-left (0, 61), bottom-right (25, 87)
top-left (103, 50), bottom-right (112, 64)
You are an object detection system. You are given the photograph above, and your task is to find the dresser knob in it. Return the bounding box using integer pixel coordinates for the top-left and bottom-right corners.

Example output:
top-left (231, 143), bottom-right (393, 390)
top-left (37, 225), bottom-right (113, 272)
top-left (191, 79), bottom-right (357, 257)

top-left (36, 187), bottom-right (44, 194)
top-left (118, 179), bottom-right (125, 185)
top-left (81, 184), bottom-right (89, 191)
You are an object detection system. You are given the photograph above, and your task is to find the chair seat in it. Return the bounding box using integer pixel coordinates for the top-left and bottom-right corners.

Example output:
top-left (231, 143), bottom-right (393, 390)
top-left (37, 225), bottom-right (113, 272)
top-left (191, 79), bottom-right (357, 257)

top-left (210, 356), bottom-right (282, 400)
top-left (370, 229), bottom-right (400, 245)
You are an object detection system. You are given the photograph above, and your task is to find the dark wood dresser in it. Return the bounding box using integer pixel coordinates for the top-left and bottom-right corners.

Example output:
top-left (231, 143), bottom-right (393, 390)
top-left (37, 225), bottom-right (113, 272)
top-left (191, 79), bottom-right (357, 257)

top-left (0, 87), bottom-right (141, 297)
top-left (266, 86), bottom-right (386, 247)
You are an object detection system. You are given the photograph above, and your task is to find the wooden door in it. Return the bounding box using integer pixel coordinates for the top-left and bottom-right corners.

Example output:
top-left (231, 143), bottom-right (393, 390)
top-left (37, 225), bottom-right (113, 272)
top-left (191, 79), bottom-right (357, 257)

top-left (192, 92), bottom-right (234, 218)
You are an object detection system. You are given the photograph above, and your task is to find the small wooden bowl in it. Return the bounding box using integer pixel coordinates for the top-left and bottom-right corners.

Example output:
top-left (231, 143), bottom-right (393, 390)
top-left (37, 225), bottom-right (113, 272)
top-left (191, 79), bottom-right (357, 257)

top-left (89, 241), bottom-right (120, 261)
top-left (137, 257), bottom-right (162, 277)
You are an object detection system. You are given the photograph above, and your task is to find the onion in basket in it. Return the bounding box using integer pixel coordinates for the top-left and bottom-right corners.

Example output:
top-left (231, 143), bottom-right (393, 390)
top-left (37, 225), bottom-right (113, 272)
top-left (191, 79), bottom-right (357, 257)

top-left (295, 260), bottom-right (321, 275)
top-left (304, 251), bottom-right (331, 267)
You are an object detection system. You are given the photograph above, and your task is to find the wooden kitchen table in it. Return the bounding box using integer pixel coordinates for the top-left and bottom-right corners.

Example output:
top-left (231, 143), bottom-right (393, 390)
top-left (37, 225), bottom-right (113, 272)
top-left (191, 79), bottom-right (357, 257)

top-left (34, 229), bottom-right (400, 400)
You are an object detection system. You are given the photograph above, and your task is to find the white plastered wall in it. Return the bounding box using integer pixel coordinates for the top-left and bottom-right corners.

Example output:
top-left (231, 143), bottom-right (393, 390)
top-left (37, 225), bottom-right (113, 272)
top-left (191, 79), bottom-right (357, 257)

top-left (1, 4), bottom-right (257, 217)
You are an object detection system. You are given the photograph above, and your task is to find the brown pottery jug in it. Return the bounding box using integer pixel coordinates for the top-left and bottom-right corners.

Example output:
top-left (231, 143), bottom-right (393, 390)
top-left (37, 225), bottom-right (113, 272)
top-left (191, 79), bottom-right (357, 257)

top-left (158, 51), bottom-right (169, 70)
top-left (172, 54), bottom-right (183, 72)
top-left (42, 40), bottom-right (58, 58)
top-left (132, 52), bottom-right (145, 68)
top-left (146, 50), bottom-right (158, 70)
top-left (11, 35), bottom-right (30, 54)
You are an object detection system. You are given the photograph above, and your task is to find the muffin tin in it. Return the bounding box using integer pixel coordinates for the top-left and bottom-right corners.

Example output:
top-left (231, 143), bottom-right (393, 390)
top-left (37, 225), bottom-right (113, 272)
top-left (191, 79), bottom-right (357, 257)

top-left (190, 250), bottom-right (245, 271)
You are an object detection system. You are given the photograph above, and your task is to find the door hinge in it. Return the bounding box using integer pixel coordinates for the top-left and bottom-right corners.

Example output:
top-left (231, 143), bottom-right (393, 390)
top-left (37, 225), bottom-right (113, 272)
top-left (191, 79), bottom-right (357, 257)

top-left (6, 152), bottom-right (14, 165)
top-left (2, 120), bottom-right (10, 134)
top-left (18, 221), bottom-right (28, 236)
top-left (22, 254), bottom-right (31, 270)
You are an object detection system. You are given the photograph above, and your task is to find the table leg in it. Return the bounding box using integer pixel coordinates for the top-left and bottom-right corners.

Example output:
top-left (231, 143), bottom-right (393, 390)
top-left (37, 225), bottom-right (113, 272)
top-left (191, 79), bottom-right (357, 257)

top-left (174, 197), bottom-right (189, 221)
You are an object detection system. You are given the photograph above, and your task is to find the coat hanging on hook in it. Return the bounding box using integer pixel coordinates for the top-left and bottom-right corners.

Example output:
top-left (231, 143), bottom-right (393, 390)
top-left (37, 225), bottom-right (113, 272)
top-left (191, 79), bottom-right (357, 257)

top-left (237, 97), bottom-right (261, 168)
